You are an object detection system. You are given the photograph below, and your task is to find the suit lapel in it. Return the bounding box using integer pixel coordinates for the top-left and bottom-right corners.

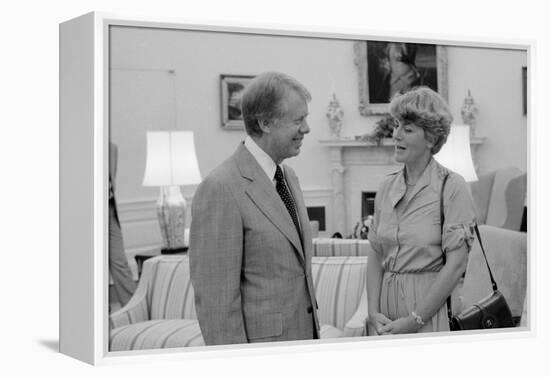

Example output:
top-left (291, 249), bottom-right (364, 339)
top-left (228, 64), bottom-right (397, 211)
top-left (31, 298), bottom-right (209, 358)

top-left (234, 145), bottom-right (305, 261)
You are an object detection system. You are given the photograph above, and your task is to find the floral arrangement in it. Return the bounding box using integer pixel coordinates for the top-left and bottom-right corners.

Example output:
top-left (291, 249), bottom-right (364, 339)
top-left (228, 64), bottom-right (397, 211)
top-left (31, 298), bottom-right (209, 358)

top-left (352, 215), bottom-right (374, 239)
top-left (358, 115), bottom-right (397, 145)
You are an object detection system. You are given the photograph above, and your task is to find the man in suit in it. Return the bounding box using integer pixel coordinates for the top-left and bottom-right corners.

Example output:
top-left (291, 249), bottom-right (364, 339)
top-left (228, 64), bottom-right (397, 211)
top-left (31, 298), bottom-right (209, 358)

top-left (109, 142), bottom-right (137, 307)
top-left (189, 71), bottom-right (320, 345)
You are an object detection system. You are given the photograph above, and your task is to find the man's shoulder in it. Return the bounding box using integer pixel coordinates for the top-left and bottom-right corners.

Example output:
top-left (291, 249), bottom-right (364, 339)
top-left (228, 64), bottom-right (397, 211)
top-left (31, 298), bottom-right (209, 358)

top-left (201, 155), bottom-right (239, 187)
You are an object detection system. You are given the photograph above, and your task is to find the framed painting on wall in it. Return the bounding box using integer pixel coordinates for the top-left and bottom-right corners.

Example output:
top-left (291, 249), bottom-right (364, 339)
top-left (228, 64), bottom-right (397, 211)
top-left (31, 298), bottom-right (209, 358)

top-left (220, 74), bottom-right (255, 130)
top-left (354, 41), bottom-right (448, 115)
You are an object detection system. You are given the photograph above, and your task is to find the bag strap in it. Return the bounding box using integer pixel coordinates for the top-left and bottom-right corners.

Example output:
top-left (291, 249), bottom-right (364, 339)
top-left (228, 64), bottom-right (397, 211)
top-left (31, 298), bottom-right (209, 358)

top-left (473, 224), bottom-right (499, 291)
top-left (440, 173), bottom-right (499, 321)
top-left (440, 174), bottom-right (454, 321)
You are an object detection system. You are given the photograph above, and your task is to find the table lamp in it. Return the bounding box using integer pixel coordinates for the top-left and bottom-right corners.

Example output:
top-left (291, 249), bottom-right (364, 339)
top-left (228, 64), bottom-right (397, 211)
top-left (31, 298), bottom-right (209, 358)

top-left (142, 131), bottom-right (202, 253)
top-left (434, 124), bottom-right (478, 182)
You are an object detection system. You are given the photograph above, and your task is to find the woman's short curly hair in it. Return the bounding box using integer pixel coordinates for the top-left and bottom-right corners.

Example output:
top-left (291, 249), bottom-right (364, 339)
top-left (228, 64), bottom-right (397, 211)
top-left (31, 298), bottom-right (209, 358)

top-left (389, 86), bottom-right (453, 155)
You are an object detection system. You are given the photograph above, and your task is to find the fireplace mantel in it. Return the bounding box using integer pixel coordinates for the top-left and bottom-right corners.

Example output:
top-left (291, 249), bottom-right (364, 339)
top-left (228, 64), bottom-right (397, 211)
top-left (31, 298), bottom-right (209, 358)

top-left (318, 136), bottom-right (485, 234)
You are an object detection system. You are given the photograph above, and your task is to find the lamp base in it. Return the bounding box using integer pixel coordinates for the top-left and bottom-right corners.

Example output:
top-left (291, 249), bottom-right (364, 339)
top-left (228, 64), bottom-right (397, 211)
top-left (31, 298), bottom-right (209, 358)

top-left (157, 186), bottom-right (187, 250)
top-left (161, 247), bottom-right (188, 255)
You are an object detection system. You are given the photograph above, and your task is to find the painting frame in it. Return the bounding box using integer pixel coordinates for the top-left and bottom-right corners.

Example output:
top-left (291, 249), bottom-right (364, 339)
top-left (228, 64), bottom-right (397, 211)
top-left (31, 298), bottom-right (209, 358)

top-left (220, 74), bottom-right (255, 130)
top-left (354, 41), bottom-right (448, 116)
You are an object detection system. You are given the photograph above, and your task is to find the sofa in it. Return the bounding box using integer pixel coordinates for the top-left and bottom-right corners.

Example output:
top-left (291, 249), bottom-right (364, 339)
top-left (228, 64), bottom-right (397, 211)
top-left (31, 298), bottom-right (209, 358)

top-left (109, 255), bottom-right (368, 351)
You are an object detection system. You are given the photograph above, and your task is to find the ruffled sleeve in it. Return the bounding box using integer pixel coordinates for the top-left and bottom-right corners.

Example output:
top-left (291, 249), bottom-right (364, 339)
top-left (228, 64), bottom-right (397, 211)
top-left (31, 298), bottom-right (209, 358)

top-left (441, 173), bottom-right (477, 254)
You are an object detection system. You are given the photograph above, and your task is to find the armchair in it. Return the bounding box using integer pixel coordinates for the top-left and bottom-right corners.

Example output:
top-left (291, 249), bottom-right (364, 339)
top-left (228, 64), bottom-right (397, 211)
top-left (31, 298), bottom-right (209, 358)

top-left (109, 255), bottom-right (204, 351)
top-left (452, 225), bottom-right (527, 325)
top-left (470, 167), bottom-right (526, 231)
top-left (313, 256), bottom-right (368, 337)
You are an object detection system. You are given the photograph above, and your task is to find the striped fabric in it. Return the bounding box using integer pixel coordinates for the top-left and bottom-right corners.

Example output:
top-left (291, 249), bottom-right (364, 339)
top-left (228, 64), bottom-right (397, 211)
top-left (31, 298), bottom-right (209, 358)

top-left (109, 255), bottom-right (164, 329)
top-left (312, 238), bottom-right (372, 257)
top-left (109, 254), bottom-right (369, 351)
top-left (110, 319), bottom-right (204, 351)
top-left (109, 255), bottom-right (200, 350)
top-left (312, 256), bottom-right (368, 335)
top-left (109, 289), bottom-right (149, 329)
top-left (149, 257), bottom-right (197, 320)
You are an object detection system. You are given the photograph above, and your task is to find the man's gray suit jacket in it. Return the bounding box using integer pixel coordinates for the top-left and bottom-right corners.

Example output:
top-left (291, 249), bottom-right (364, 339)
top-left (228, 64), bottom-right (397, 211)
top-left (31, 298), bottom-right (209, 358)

top-left (189, 143), bottom-right (320, 345)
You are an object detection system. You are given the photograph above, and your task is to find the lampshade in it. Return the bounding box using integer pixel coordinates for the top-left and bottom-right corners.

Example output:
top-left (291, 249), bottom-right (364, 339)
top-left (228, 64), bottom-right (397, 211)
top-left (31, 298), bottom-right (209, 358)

top-left (143, 131), bottom-right (202, 186)
top-left (434, 124), bottom-right (478, 182)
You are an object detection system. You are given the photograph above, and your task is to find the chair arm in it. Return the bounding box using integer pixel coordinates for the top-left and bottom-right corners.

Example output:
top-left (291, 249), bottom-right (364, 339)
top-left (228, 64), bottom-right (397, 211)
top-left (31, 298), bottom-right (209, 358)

top-left (109, 283), bottom-right (149, 329)
top-left (460, 225), bottom-right (527, 318)
top-left (343, 289), bottom-right (368, 337)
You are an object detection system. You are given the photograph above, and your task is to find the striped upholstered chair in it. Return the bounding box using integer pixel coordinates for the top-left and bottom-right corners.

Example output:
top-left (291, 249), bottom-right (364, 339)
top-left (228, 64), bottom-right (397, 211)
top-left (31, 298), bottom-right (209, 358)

top-left (312, 238), bottom-right (372, 257)
top-left (109, 254), bottom-right (368, 351)
top-left (109, 255), bottom-right (204, 351)
top-left (313, 256), bottom-right (368, 338)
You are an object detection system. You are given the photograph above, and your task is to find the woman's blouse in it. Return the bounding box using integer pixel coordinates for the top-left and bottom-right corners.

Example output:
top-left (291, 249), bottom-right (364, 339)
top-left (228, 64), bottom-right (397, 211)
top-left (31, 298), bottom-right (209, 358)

top-left (368, 158), bottom-right (476, 273)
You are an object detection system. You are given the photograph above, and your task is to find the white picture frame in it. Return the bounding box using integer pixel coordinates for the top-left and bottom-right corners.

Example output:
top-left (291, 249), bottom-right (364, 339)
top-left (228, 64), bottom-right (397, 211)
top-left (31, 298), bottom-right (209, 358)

top-left (59, 11), bottom-right (532, 365)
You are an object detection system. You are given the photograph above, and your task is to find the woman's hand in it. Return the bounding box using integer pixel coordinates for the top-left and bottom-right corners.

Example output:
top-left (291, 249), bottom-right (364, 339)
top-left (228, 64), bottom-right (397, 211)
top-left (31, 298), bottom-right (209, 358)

top-left (379, 315), bottom-right (419, 335)
top-left (368, 312), bottom-right (393, 335)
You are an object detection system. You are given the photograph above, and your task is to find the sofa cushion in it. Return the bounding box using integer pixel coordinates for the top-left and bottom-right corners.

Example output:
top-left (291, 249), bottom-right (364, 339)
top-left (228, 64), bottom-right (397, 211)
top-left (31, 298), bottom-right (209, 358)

top-left (312, 238), bottom-right (372, 257)
top-left (149, 256), bottom-right (197, 320)
top-left (312, 256), bottom-right (367, 330)
top-left (110, 319), bottom-right (204, 351)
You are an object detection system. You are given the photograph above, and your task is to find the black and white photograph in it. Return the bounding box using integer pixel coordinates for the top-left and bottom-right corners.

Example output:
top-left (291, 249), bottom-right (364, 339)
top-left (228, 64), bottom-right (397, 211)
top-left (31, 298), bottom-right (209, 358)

top-left (101, 21), bottom-right (528, 353)
top-left (45, 2), bottom-right (549, 375)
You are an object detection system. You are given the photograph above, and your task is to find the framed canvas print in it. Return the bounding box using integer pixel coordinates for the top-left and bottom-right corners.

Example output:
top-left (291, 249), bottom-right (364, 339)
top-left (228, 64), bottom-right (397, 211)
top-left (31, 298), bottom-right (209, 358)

top-left (60, 12), bottom-right (532, 365)
top-left (220, 74), bottom-right (255, 130)
top-left (354, 41), bottom-right (448, 115)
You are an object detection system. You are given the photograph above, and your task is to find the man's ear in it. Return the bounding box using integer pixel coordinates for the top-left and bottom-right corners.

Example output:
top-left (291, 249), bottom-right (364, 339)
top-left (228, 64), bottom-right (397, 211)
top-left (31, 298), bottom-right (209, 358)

top-left (258, 119), bottom-right (271, 133)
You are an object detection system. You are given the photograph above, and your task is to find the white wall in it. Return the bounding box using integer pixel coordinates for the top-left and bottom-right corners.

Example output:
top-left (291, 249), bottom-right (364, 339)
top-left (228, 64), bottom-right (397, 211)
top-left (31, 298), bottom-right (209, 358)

top-left (109, 25), bottom-right (527, 248)
top-left (447, 46), bottom-right (527, 173)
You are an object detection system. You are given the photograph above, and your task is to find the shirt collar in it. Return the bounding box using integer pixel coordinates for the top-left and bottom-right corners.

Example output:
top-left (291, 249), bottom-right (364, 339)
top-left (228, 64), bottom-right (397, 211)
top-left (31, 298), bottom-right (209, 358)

top-left (244, 135), bottom-right (278, 184)
top-left (389, 157), bottom-right (436, 208)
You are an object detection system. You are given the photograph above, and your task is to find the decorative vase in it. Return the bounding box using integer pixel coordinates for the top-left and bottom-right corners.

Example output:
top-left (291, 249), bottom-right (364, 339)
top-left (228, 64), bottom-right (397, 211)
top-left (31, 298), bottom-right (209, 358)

top-left (326, 93), bottom-right (344, 139)
top-left (461, 90), bottom-right (479, 137)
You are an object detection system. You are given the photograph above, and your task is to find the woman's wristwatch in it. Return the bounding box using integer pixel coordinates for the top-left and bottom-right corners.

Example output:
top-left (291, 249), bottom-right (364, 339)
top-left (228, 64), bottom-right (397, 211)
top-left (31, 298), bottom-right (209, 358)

top-left (411, 311), bottom-right (425, 327)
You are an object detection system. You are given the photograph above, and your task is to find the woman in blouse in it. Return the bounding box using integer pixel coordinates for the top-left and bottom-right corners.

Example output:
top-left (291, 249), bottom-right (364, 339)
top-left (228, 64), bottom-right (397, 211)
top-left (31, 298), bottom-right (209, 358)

top-left (367, 86), bottom-right (476, 334)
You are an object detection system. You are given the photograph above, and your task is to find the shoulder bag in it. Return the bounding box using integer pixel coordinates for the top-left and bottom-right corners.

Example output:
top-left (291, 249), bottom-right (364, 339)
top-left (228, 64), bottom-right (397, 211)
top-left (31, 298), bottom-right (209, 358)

top-left (440, 174), bottom-right (515, 331)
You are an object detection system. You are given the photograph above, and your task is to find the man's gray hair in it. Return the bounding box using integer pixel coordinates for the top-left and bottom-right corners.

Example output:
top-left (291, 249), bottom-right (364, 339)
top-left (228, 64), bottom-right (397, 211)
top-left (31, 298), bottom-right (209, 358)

top-left (241, 72), bottom-right (311, 137)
